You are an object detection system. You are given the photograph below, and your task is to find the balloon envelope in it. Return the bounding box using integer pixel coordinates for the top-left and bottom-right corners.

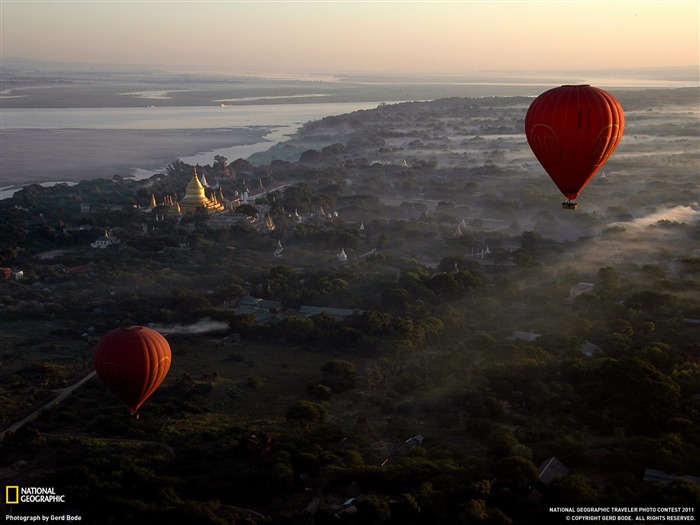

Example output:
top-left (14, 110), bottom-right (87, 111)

top-left (94, 326), bottom-right (171, 413)
top-left (525, 85), bottom-right (624, 201)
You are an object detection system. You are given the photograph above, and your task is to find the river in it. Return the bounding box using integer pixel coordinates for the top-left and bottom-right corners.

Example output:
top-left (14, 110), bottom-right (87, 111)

top-left (0, 101), bottom-right (386, 198)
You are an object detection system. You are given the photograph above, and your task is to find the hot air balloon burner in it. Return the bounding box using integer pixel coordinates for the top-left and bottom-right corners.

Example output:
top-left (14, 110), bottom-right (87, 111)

top-left (561, 200), bottom-right (578, 210)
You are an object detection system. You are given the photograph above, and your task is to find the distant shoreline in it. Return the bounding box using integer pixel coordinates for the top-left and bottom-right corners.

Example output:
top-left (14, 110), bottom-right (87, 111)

top-left (1, 62), bottom-right (698, 109)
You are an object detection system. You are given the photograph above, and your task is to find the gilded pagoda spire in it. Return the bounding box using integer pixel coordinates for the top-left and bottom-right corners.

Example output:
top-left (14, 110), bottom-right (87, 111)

top-left (179, 168), bottom-right (224, 215)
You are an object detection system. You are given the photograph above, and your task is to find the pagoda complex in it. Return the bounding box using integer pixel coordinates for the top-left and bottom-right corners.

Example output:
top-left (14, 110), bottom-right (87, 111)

top-left (179, 168), bottom-right (225, 215)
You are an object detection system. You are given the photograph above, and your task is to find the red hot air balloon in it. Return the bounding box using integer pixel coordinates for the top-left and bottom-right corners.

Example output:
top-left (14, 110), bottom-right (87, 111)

top-left (94, 326), bottom-right (171, 415)
top-left (525, 85), bottom-right (624, 208)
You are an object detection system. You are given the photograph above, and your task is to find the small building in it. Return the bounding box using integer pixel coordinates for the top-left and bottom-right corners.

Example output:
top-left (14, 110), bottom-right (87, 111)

top-left (236, 296), bottom-right (283, 312)
top-left (609, 253), bottom-right (624, 265)
top-left (643, 468), bottom-right (700, 485)
top-left (406, 435), bottom-right (424, 446)
top-left (530, 456), bottom-right (569, 502)
top-left (227, 296), bottom-right (284, 324)
top-left (507, 330), bottom-right (541, 342)
top-left (538, 456), bottom-right (569, 486)
top-left (395, 435), bottom-right (425, 456)
top-left (579, 340), bottom-right (600, 357)
top-left (299, 305), bottom-right (356, 321)
top-left (569, 282), bottom-right (595, 298)
top-left (91, 232), bottom-right (119, 249)
top-left (63, 224), bottom-right (93, 235)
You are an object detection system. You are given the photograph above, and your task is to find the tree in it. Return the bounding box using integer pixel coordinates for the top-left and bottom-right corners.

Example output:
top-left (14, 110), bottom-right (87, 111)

top-left (428, 273), bottom-right (459, 298)
top-left (600, 357), bottom-right (682, 432)
top-left (513, 249), bottom-right (535, 267)
top-left (356, 495), bottom-right (391, 525)
top-left (321, 359), bottom-right (356, 392)
top-left (548, 474), bottom-right (602, 505)
top-left (460, 499), bottom-right (488, 523)
top-left (437, 256), bottom-right (479, 274)
top-left (321, 143), bottom-right (347, 156)
top-left (624, 290), bottom-right (683, 318)
top-left (286, 401), bottom-right (327, 430)
top-left (213, 155), bottom-right (227, 174)
top-left (520, 231), bottom-right (541, 254)
top-left (321, 359), bottom-right (356, 377)
top-left (493, 456), bottom-right (539, 489)
top-left (229, 158), bottom-right (254, 174)
top-left (277, 317), bottom-right (314, 344)
top-left (607, 318), bottom-right (634, 339)
top-left (299, 149), bottom-right (321, 163)
top-left (235, 203), bottom-right (258, 216)
top-left (394, 493), bottom-right (421, 522)
top-left (597, 266), bottom-right (627, 299)
top-left (377, 232), bottom-right (389, 250)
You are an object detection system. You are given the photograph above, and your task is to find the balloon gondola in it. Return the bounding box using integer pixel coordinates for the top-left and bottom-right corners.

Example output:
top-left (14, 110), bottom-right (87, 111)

top-left (94, 326), bottom-right (172, 417)
top-left (525, 85), bottom-right (625, 208)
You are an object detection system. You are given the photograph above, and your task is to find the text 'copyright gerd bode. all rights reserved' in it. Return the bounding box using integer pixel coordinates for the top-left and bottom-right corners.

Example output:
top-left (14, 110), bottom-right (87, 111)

top-left (549, 507), bottom-right (697, 522)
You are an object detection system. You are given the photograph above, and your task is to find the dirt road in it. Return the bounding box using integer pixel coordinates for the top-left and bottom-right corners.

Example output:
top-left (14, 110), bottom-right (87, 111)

top-left (0, 371), bottom-right (97, 442)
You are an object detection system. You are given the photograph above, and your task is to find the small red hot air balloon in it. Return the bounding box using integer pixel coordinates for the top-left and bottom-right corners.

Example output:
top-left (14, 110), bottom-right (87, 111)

top-left (94, 326), bottom-right (171, 415)
top-left (525, 85), bottom-right (625, 208)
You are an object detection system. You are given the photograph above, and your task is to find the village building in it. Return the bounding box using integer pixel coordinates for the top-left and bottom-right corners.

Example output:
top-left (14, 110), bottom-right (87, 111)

top-left (91, 236), bottom-right (114, 249)
top-left (4, 269), bottom-right (24, 280)
top-left (643, 468), bottom-right (700, 485)
top-left (299, 305), bottom-right (355, 321)
top-left (530, 456), bottom-right (570, 502)
top-left (507, 330), bottom-right (542, 342)
top-left (569, 282), bottom-right (595, 298)
top-left (91, 231), bottom-right (119, 249)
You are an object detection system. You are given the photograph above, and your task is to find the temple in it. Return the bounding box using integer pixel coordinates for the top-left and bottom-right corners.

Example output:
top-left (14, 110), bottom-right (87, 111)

top-left (179, 168), bottom-right (225, 215)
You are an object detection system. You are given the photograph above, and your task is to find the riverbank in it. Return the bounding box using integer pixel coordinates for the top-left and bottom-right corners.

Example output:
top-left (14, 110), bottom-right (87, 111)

top-left (0, 126), bottom-right (272, 193)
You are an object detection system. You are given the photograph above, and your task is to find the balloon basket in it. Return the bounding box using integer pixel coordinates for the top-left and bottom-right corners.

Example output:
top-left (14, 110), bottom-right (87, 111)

top-left (561, 201), bottom-right (578, 210)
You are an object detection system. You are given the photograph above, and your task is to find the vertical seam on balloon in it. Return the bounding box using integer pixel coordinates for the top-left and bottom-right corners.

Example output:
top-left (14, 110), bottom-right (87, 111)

top-left (143, 338), bottom-right (158, 407)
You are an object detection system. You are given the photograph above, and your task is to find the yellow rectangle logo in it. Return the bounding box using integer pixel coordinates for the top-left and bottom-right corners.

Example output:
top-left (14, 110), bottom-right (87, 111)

top-left (6, 485), bottom-right (19, 504)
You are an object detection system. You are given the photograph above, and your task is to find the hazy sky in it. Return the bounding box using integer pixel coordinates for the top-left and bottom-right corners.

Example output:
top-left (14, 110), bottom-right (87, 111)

top-left (2, 1), bottom-right (698, 76)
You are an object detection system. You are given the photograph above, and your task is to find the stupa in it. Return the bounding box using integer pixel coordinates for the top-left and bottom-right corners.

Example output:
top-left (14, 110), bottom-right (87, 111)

top-left (180, 168), bottom-right (225, 215)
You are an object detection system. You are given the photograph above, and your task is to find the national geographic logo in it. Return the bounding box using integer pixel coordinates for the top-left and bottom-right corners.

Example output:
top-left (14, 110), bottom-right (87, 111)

top-left (6, 486), bottom-right (19, 504)
top-left (5, 486), bottom-right (66, 504)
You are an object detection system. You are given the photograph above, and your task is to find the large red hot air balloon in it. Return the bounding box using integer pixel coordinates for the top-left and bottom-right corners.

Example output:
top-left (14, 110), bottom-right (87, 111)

top-left (525, 85), bottom-right (624, 208)
top-left (94, 326), bottom-right (171, 415)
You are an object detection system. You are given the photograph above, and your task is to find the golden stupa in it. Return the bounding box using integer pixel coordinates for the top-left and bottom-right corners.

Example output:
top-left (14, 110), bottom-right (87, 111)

top-left (179, 168), bottom-right (225, 214)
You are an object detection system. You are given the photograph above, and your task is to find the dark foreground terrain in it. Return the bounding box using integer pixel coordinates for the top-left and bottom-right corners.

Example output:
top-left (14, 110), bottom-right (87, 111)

top-left (1, 88), bottom-right (699, 524)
